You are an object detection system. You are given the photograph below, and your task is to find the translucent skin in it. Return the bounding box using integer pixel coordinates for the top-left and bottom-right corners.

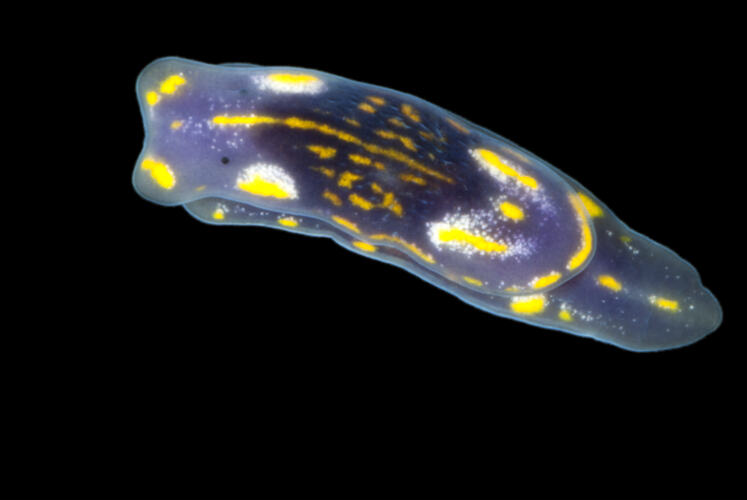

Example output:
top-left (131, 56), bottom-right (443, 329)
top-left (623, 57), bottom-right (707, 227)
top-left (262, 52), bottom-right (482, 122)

top-left (134, 57), bottom-right (722, 351)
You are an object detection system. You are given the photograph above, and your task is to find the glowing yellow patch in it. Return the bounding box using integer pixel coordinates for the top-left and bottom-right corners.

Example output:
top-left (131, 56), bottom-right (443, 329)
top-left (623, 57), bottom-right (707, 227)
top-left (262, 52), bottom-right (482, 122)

top-left (400, 173), bottom-right (426, 185)
top-left (277, 217), bottom-right (299, 227)
top-left (141, 158), bottom-right (176, 189)
top-left (237, 177), bottom-right (291, 199)
top-left (419, 131), bottom-right (436, 141)
top-left (379, 192), bottom-right (403, 216)
top-left (338, 171), bottom-right (362, 189)
top-left (312, 166), bottom-right (335, 178)
top-left (446, 118), bottom-right (470, 134)
top-left (463, 276), bottom-right (483, 287)
top-left (649, 296), bottom-right (680, 312)
top-left (195, 185), bottom-right (207, 192)
top-left (578, 192), bottom-right (603, 217)
top-left (437, 227), bottom-right (507, 253)
top-left (620, 235), bottom-right (632, 243)
top-left (213, 115), bottom-right (452, 183)
top-left (376, 129), bottom-right (417, 151)
top-left (146, 91), bottom-right (159, 106)
top-left (499, 201), bottom-right (524, 221)
top-left (532, 271), bottom-right (561, 289)
top-left (212, 208), bottom-right (225, 220)
top-left (159, 74), bottom-right (186, 94)
top-left (371, 234), bottom-right (434, 263)
top-left (367, 96), bottom-right (386, 106)
top-left (348, 153), bottom-right (372, 166)
top-left (323, 189), bottom-right (342, 206)
top-left (307, 145), bottom-right (336, 159)
top-left (510, 294), bottom-right (546, 315)
top-left (558, 310), bottom-right (573, 322)
top-left (170, 120), bottom-right (183, 130)
top-left (567, 194), bottom-right (594, 271)
top-left (401, 103), bottom-right (420, 122)
top-left (268, 73), bottom-right (318, 85)
top-left (474, 149), bottom-right (538, 189)
top-left (388, 117), bottom-right (406, 128)
top-left (358, 102), bottom-right (376, 113)
top-left (332, 215), bottom-right (360, 233)
top-left (597, 275), bottom-right (622, 292)
top-left (344, 117), bottom-right (361, 127)
top-left (353, 241), bottom-right (377, 252)
top-left (349, 193), bottom-right (375, 210)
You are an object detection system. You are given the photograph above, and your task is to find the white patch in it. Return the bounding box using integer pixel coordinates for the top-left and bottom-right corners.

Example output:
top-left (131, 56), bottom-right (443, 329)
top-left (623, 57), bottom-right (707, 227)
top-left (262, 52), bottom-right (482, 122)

top-left (254, 73), bottom-right (325, 94)
top-left (236, 163), bottom-right (299, 199)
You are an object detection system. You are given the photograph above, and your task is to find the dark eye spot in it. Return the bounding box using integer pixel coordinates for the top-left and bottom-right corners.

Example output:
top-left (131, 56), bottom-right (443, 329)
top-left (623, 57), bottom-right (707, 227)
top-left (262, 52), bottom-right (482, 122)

top-left (221, 157), bottom-right (230, 165)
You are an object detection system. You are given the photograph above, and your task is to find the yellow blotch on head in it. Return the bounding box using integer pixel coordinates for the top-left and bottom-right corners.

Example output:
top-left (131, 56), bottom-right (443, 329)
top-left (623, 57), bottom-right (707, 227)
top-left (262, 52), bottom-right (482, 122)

top-left (532, 271), bottom-right (561, 289)
top-left (170, 120), bottom-right (183, 130)
top-left (323, 189), bottom-right (343, 206)
top-left (649, 296), bottom-right (680, 312)
top-left (159, 74), bottom-right (186, 95)
top-left (437, 227), bottom-right (508, 253)
top-left (358, 102), bottom-right (376, 113)
top-left (401, 103), bottom-right (420, 122)
top-left (277, 217), bottom-right (299, 227)
top-left (332, 215), bottom-right (360, 233)
top-left (141, 158), bottom-right (176, 189)
top-left (567, 194), bottom-right (594, 271)
top-left (558, 309), bottom-right (573, 322)
top-left (353, 241), bottom-right (377, 252)
top-left (463, 276), bottom-right (483, 287)
top-left (307, 145), bottom-right (337, 159)
top-left (499, 201), bottom-right (524, 221)
top-left (145, 91), bottom-right (160, 107)
top-left (268, 73), bottom-right (318, 84)
top-left (578, 192), bottom-right (603, 217)
top-left (474, 149), bottom-right (538, 189)
top-left (597, 274), bottom-right (622, 292)
top-left (510, 294), bottom-right (547, 315)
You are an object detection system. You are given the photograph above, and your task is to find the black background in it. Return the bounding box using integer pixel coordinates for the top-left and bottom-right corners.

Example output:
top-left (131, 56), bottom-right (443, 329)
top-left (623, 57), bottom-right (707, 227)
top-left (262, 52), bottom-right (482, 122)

top-left (9, 4), bottom-right (745, 499)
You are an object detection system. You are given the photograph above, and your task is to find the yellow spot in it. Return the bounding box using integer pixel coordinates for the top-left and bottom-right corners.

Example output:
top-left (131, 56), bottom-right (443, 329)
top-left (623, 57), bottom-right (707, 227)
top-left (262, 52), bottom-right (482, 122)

top-left (371, 183), bottom-right (383, 194)
top-left (367, 96), bottom-right (386, 106)
top-left (400, 173), bottom-right (426, 185)
top-left (323, 189), bottom-right (342, 206)
top-left (401, 103), bottom-right (420, 122)
top-left (463, 276), bottom-right (483, 287)
top-left (307, 145), bottom-right (336, 159)
top-left (141, 158), bottom-right (176, 189)
top-left (268, 73), bottom-right (318, 85)
top-left (510, 294), bottom-right (546, 315)
top-left (338, 171), bottom-right (362, 189)
top-left (349, 193), bottom-right (375, 210)
top-left (348, 153), bottom-right (372, 166)
top-left (312, 166), bottom-right (335, 178)
top-left (379, 192), bottom-right (403, 217)
top-left (499, 201), bottom-right (524, 221)
top-left (170, 120), bottom-right (183, 130)
top-left (213, 115), bottom-right (452, 183)
top-left (212, 208), bottom-right (225, 220)
top-left (437, 227), bottom-right (507, 253)
top-left (388, 117), bottom-right (406, 128)
top-left (238, 177), bottom-right (291, 199)
top-left (146, 91), bottom-right (159, 106)
top-left (195, 185), bottom-right (206, 192)
top-left (620, 235), bottom-right (632, 243)
top-left (159, 74), bottom-right (186, 95)
top-left (376, 129), bottom-right (417, 151)
top-left (532, 271), bottom-right (561, 289)
top-left (358, 102), bottom-right (376, 113)
top-left (597, 274), bottom-right (622, 292)
top-left (373, 161), bottom-right (386, 170)
top-left (353, 241), bottom-right (377, 252)
top-left (344, 117), bottom-right (360, 127)
top-left (474, 149), bottom-right (538, 189)
top-left (558, 310), bottom-right (573, 322)
top-left (332, 215), bottom-right (360, 233)
top-left (578, 192), bottom-right (603, 217)
top-left (277, 217), bottom-right (299, 227)
top-left (446, 118), bottom-right (470, 134)
top-left (649, 296), bottom-right (680, 312)
top-left (371, 234), bottom-right (434, 263)
top-left (567, 194), bottom-right (594, 271)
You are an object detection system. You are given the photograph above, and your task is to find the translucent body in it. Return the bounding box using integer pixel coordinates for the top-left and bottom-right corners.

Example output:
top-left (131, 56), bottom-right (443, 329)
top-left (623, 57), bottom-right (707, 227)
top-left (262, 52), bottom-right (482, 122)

top-left (134, 57), bottom-right (722, 351)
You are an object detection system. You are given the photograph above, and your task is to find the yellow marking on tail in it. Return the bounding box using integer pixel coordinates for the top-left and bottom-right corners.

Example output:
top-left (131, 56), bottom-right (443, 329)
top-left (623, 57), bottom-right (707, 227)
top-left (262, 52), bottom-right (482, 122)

top-left (649, 296), bottom-right (680, 312)
top-left (141, 158), bottom-right (176, 189)
top-left (277, 217), bottom-right (299, 227)
top-left (353, 241), bottom-right (377, 252)
top-left (567, 194), bottom-right (594, 271)
top-left (510, 294), bottom-right (546, 315)
top-left (437, 227), bottom-right (508, 253)
top-left (307, 145), bottom-right (337, 159)
top-left (597, 275), bottom-right (622, 292)
top-left (463, 276), bottom-right (483, 287)
top-left (323, 189), bottom-right (342, 206)
top-left (332, 215), bottom-right (360, 233)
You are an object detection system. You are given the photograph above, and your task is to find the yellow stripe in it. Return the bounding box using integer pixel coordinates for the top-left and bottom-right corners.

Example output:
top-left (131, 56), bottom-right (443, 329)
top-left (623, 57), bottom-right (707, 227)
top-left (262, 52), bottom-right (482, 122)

top-left (567, 194), bottom-right (593, 270)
